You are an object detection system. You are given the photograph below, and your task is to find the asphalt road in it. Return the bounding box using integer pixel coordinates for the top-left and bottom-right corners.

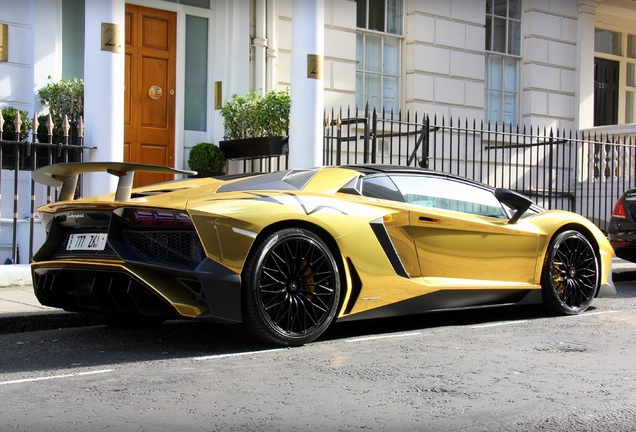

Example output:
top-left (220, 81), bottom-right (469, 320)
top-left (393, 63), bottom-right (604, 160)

top-left (1, 280), bottom-right (635, 431)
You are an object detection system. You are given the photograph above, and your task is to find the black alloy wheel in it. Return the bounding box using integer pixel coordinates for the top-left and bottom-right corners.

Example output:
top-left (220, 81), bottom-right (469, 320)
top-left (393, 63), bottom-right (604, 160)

top-left (541, 230), bottom-right (599, 315)
top-left (242, 228), bottom-right (341, 346)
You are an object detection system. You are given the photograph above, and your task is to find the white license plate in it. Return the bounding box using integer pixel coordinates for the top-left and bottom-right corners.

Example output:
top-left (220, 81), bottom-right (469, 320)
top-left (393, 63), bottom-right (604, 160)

top-left (66, 233), bottom-right (108, 251)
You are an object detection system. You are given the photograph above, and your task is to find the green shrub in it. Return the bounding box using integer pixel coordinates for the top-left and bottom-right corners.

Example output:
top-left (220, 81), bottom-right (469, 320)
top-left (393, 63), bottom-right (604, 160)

top-left (36, 77), bottom-right (84, 143)
top-left (1, 107), bottom-right (31, 141)
top-left (187, 142), bottom-right (226, 173)
top-left (220, 89), bottom-right (290, 140)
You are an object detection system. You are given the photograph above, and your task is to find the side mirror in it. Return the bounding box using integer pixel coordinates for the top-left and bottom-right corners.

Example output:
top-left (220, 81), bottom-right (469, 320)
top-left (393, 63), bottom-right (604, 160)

top-left (495, 188), bottom-right (533, 224)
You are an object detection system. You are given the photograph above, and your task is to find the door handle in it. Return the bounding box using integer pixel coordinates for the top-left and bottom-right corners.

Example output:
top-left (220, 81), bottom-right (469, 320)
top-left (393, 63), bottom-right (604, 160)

top-left (418, 216), bottom-right (441, 223)
top-left (148, 85), bottom-right (163, 100)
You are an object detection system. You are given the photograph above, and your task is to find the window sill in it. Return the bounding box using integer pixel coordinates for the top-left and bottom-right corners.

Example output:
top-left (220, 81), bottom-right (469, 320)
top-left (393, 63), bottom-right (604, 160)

top-left (581, 123), bottom-right (636, 136)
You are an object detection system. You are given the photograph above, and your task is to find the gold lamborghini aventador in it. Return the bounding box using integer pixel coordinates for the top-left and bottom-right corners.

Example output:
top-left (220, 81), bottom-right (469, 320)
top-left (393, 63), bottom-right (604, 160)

top-left (31, 163), bottom-right (615, 346)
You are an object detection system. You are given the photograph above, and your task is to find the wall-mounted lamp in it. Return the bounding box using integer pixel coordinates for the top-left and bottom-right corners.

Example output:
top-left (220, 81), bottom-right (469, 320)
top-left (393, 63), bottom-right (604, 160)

top-left (0, 24), bottom-right (8, 62)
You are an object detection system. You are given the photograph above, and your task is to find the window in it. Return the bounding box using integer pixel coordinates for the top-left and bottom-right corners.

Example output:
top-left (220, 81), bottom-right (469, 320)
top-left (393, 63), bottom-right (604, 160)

top-left (485, 0), bottom-right (522, 125)
top-left (356, 0), bottom-right (403, 112)
top-left (184, 15), bottom-right (208, 131)
top-left (391, 175), bottom-right (508, 219)
top-left (62, 0), bottom-right (85, 80)
top-left (359, 173), bottom-right (508, 219)
top-left (360, 175), bottom-right (405, 202)
top-left (164, 0), bottom-right (210, 8)
top-left (594, 27), bottom-right (636, 125)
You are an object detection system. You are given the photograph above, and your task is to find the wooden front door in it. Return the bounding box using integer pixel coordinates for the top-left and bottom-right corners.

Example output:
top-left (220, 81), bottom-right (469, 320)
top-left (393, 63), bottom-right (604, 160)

top-left (124, 5), bottom-right (176, 187)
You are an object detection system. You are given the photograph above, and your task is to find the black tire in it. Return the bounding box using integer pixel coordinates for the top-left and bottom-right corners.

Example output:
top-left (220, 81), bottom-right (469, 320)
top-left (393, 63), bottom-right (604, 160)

top-left (541, 230), bottom-right (599, 315)
top-left (242, 228), bottom-right (341, 346)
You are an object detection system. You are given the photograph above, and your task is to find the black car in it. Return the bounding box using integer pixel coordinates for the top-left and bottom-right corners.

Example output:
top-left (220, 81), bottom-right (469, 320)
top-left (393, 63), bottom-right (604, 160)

top-left (608, 189), bottom-right (636, 262)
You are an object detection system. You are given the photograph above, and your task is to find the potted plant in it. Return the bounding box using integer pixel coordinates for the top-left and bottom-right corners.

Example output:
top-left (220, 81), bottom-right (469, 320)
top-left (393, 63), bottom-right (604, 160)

top-left (36, 76), bottom-right (84, 145)
top-left (219, 89), bottom-right (290, 158)
top-left (187, 142), bottom-right (226, 177)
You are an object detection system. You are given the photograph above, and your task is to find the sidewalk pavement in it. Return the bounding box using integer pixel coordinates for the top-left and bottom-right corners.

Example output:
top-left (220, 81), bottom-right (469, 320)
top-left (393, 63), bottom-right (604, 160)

top-left (0, 265), bottom-right (48, 316)
top-left (1, 259), bottom-right (636, 323)
top-left (0, 264), bottom-right (102, 333)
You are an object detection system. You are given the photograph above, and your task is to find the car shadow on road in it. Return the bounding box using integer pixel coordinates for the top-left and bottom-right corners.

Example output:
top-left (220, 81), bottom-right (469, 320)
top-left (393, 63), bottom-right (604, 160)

top-left (0, 303), bottom-right (555, 375)
top-left (613, 269), bottom-right (636, 282)
top-left (323, 303), bottom-right (552, 341)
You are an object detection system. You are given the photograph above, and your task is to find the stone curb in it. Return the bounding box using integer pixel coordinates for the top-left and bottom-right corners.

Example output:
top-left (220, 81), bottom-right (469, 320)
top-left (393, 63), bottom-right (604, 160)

top-left (0, 311), bottom-right (103, 335)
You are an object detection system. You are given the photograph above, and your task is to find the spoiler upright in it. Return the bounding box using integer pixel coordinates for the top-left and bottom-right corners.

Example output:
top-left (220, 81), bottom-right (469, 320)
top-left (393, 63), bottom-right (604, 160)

top-left (32, 162), bottom-right (196, 202)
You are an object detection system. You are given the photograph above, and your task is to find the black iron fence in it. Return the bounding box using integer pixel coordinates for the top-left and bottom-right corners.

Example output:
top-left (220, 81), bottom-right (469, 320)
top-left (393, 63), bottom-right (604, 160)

top-left (1, 113), bottom-right (93, 264)
top-left (3, 106), bottom-right (636, 264)
top-left (324, 106), bottom-right (636, 232)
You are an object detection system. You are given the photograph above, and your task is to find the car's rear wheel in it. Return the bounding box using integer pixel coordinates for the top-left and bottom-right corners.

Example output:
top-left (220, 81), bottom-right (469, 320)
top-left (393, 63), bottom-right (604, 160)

top-left (541, 230), bottom-right (599, 315)
top-left (242, 228), bottom-right (341, 346)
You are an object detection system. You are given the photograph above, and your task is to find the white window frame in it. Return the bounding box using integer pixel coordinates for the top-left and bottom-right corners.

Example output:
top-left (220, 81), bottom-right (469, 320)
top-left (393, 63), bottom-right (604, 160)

top-left (355, 0), bottom-right (403, 113)
top-left (594, 26), bottom-right (636, 125)
top-left (485, 0), bottom-right (522, 125)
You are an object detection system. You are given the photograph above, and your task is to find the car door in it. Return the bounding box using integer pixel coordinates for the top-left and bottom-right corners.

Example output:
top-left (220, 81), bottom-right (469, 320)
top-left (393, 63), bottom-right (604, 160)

top-left (390, 174), bottom-right (541, 288)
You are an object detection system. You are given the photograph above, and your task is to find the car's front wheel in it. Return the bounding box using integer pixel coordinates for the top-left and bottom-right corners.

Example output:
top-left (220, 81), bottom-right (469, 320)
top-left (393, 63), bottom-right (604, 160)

top-left (541, 230), bottom-right (599, 315)
top-left (242, 228), bottom-right (341, 346)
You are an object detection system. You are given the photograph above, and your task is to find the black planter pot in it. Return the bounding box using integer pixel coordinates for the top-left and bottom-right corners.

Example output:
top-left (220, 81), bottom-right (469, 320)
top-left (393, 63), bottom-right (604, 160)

top-left (219, 136), bottom-right (289, 158)
top-left (1, 142), bottom-right (55, 171)
top-left (189, 170), bottom-right (225, 178)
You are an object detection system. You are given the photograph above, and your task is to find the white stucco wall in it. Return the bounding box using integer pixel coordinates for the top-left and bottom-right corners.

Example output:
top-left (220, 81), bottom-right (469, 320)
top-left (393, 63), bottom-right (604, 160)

top-left (0, 0), bottom-right (55, 265)
top-left (522, 0), bottom-right (579, 129)
top-left (323, 0), bottom-right (356, 110)
top-left (277, 0), bottom-right (356, 112)
top-left (0, 0), bottom-right (43, 114)
top-left (404, 0), bottom-right (486, 120)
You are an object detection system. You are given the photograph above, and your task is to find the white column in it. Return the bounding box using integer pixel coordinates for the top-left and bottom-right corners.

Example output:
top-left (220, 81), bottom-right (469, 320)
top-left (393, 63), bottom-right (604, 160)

top-left (289, 0), bottom-right (324, 169)
top-left (83, 0), bottom-right (125, 197)
top-left (266, 0), bottom-right (278, 92)
top-left (576, 0), bottom-right (601, 130)
top-left (253, 0), bottom-right (267, 94)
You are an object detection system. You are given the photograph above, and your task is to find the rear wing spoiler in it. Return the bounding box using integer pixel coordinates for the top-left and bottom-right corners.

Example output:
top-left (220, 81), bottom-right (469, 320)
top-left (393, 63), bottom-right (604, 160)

top-left (32, 162), bottom-right (196, 202)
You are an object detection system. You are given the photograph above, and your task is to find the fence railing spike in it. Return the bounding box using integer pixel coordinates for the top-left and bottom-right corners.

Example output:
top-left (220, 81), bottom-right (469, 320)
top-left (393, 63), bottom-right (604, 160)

top-left (46, 114), bottom-right (54, 143)
top-left (13, 110), bottom-right (22, 140)
top-left (62, 115), bottom-right (70, 140)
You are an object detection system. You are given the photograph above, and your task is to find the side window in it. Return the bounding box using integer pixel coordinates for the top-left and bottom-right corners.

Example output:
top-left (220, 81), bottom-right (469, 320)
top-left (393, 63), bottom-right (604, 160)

top-left (390, 175), bottom-right (508, 219)
top-left (361, 175), bottom-right (405, 202)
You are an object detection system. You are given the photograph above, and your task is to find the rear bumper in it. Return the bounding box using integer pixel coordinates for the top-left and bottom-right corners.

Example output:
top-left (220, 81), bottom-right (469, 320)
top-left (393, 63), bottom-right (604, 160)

top-left (32, 265), bottom-right (183, 318)
top-left (31, 257), bottom-right (243, 323)
top-left (608, 221), bottom-right (636, 262)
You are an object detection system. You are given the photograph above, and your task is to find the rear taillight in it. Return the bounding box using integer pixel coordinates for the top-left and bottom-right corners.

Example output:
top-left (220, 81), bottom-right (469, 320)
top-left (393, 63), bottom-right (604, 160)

top-left (612, 199), bottom-right (628, 220)
top-left (121, 208), bottom-right (193, 226)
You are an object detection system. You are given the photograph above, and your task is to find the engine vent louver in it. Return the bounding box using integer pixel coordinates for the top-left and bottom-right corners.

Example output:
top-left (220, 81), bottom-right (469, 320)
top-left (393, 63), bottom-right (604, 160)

top-left (121, 230), bottom-right (205, 270)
